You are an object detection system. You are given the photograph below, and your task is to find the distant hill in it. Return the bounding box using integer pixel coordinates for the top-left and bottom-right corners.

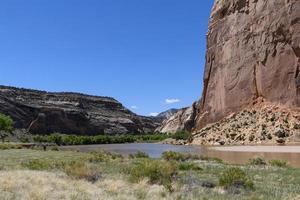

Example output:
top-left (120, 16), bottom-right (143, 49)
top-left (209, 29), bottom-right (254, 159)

top-left (0, 85), bottom-right (160, 135)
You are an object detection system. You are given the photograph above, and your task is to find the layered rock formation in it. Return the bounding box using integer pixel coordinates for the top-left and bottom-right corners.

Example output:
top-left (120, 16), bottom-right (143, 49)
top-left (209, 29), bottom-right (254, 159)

top-left (0, 86), bottom-right (160, 135)
top-left (194, 0), bottom-right (300, 131)
top-left (156, 103), bottom-right (198, 133)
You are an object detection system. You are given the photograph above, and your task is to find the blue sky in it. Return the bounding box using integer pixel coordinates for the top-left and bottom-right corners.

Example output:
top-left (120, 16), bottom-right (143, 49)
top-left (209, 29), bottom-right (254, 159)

top-left (0, 0), bottom-right (214, 116)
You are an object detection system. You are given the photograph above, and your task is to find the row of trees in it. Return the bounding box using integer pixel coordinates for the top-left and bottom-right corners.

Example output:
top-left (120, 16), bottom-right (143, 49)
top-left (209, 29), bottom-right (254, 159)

top-left (33, 133), bottom-right (170, 145)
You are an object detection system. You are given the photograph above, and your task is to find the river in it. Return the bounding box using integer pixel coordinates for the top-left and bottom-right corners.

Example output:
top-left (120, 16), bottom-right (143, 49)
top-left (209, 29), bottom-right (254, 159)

top-left (61, 143), bottom-right (300, 168)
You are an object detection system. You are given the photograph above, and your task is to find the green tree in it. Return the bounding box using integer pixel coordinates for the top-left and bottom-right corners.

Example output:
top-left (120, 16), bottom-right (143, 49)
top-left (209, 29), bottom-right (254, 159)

top-left (0, 113), bottom-right (13, 142)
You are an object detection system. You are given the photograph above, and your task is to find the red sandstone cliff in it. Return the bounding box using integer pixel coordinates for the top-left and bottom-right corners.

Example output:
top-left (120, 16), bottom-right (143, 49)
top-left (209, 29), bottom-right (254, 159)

top-left (194, 0), bottom-right (300, 131)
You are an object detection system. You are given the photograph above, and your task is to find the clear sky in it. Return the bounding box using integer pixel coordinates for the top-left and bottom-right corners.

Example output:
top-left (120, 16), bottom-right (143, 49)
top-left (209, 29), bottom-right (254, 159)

top-left (0, 0), bottom-right (214, 116)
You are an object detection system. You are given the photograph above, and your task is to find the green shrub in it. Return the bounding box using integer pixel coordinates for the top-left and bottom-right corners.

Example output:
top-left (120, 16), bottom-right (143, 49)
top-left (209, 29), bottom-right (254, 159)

top-left (171, 131), bottom-right (192, 141)
top-left (269, 160), bottom-right (288, 168)
top-left (219, 167), bottom-right (254, 190)
top-left (0, 113), bottom-right (13, 142)
top-left (64, 161), bottom-right (101, 183)
top-left (248, 157), bottom-right (267, 166)
top-left (129, 151), bottom-right (150, 159)
top-left (48, 133), bottom-right (63, 145)
top-left (126, 159), bottom-right (178, 191)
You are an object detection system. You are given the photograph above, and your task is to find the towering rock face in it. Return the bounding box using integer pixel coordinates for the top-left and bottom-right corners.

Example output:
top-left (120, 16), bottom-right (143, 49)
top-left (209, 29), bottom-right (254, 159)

top-left (0, 86), bottom-right (160, 135)
top-left (195, 0), bottom-right (300, 130)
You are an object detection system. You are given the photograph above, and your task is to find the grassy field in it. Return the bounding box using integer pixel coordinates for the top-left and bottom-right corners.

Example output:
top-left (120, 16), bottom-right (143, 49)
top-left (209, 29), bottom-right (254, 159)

top-left (0, 149), bottom-right (299, 200)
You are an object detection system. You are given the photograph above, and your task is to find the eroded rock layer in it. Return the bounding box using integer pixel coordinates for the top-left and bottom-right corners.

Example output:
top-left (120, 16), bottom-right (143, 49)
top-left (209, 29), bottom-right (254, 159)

top-left (0, 86), bottom-right (160, 135)
top-left (195, 0), bottom-right (300, 131)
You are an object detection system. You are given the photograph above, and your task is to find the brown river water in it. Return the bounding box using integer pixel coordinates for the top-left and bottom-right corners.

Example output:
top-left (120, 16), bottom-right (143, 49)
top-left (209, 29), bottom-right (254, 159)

top-left (204, 146), bottom-right (300, 168)
top-left (61, 143), bottom-right (300, 168)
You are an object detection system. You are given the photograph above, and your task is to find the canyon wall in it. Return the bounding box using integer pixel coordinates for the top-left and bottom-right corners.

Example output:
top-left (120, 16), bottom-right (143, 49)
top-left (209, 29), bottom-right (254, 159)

top-left (194, 0), bottom-right (300, 131)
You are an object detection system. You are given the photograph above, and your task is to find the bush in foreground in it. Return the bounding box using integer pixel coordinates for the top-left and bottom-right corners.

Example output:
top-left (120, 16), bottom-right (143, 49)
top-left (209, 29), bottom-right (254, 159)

top-left (126, 159), bottom-right (178, 191)
top-left (64, 161), bottom-right (101, 183)
top-left (219, 167), bottom-right (254, 190)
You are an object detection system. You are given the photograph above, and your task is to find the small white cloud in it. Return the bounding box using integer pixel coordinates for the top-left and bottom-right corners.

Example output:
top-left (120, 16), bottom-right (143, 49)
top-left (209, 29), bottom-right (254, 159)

top-left (131, 106), bottom-right (138, 109)
top-left (165, 98), bottom-right (180, 104)
top-left (149, 112), bottom-right (159, 117)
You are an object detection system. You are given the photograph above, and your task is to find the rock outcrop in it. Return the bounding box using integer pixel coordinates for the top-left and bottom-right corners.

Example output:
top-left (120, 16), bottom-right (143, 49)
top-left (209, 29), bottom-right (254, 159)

top-left (192, 103), bottom-right (300, 145)
top-left (156, 103), bottom-right (198, 133)
top-left (194, 0), bottom-right (300, 131)
top-left (0, 86), bottom-right (160, 135)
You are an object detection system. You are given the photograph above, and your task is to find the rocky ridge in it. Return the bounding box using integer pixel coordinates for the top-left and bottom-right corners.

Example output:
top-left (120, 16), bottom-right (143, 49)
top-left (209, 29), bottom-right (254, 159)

top-left (0, 85), bottom-right (160, 135)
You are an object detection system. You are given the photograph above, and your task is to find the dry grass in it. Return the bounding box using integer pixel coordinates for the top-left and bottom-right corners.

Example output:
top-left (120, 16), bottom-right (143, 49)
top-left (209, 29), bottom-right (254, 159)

top-left (0, 170), bottom-right (168, 200)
